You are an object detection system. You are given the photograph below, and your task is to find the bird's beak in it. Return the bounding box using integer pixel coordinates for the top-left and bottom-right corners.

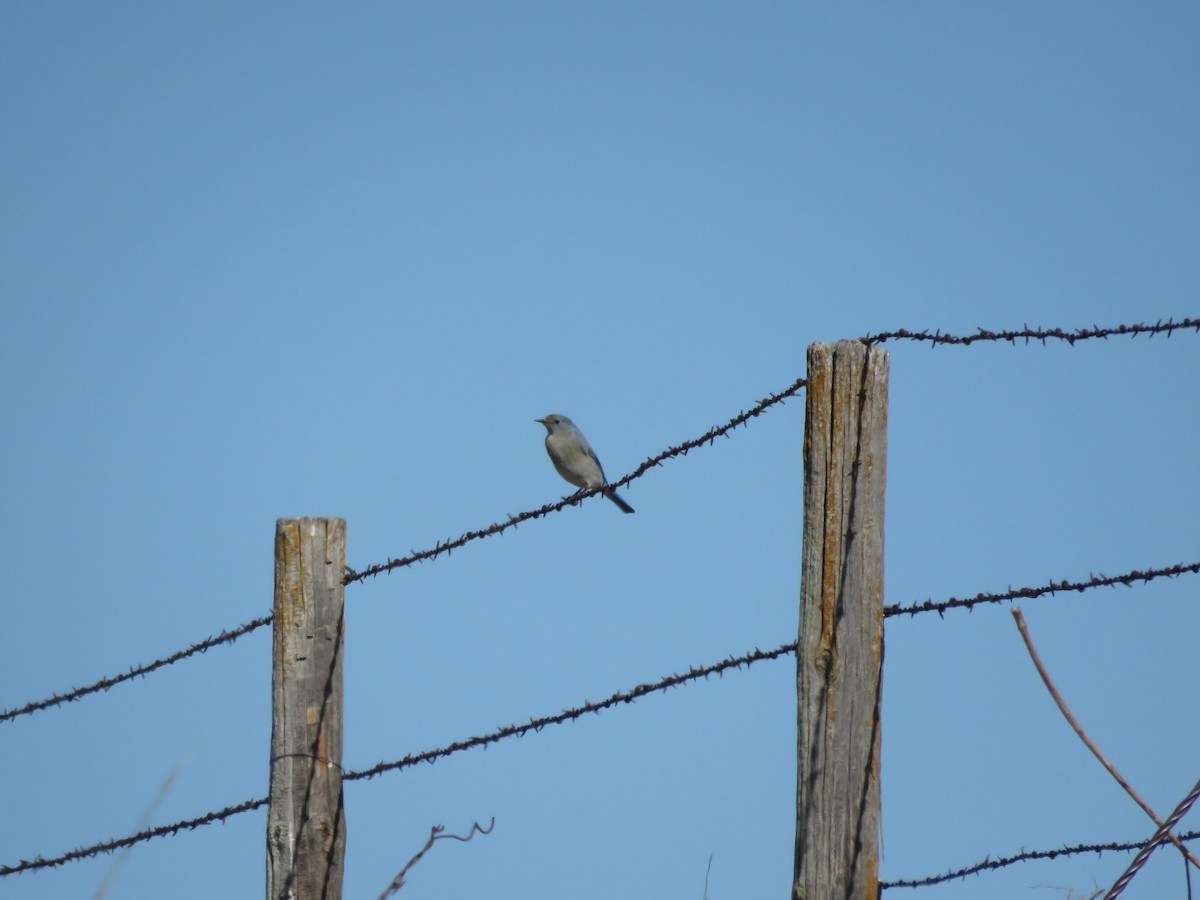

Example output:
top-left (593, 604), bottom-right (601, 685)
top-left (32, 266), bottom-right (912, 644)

top-left (534, 417), bottom-right (546, 424)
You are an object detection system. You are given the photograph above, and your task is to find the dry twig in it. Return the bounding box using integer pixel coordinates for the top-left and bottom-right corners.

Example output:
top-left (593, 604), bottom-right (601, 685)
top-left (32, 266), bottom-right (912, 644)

top-left (378, 818), bottom-right (494, 898)
top-left (1011, 608), bottom-right (1200, 869)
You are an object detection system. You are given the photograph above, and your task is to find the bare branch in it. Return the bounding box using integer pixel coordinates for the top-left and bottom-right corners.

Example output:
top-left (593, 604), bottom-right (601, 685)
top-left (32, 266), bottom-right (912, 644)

top-left (378, 819), bottom-right (494, 899)
top-left (1011, 608), bottom-right (1200, 869)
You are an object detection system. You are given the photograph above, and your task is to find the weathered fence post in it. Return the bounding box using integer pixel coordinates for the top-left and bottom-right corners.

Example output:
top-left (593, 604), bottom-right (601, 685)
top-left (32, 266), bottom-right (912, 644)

top-left (268, 517), bottom-right (346, 900)
top-left (794, 341), bottom-right (888, 899)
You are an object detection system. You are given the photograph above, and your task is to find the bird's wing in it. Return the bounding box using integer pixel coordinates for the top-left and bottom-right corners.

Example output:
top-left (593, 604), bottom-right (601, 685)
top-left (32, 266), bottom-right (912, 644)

top-left (580, 440), bottom-right (606, 479)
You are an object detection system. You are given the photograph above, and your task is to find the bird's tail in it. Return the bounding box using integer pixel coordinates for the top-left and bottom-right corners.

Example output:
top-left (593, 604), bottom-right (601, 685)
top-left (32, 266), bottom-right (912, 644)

top-left (604, 488), bottom-right (635, 514)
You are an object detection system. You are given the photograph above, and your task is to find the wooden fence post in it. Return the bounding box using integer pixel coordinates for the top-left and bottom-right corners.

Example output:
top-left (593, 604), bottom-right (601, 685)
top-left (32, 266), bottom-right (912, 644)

top-left (267, 517), bottom-right (347, 900)
top-left (794, 341), bottom-right (888, 899)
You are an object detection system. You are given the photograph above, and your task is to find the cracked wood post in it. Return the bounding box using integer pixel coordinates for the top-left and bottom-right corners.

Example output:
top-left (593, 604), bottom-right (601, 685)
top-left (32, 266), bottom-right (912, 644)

top-left (268, 518), bottom-right (346, 900)
top-left (794, 341), bottom-right (887, 900)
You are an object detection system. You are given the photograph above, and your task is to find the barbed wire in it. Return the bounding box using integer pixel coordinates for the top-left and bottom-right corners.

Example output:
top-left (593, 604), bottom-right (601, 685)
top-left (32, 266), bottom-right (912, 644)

top-left (861, 317), bottom-right (1200, 347)
top-left (11, 553), bottom-right (1192, 735)
top-left (0, 614), bottom-right (272, 726)
top-left (0, 641), bottom-right (795, 878)
top-left (346, 560), bottom-right (1197, 780)
top-left (4, 559), bottom-right (1195, 879)
top-left (346, 315), bottom-right (1197, 584)
top-left (343, 373), bottom-right (810, 583)
top-left (4, 374), bottom-right (810, 725)
top-left (7, 317), bottom-right (1195, 730)
top-left (9, 558), bottom-right (1189, 741)
top-left (0, 796), bottom-right (267, 877)
top-left (5, 316), bottom-right (1197, 876)
top-left (881, 829), bottom-right (1200, 889)
top-left (345, 641), bottom-right (797, 781)
top-left (883, 562), bottom-right (1200, 618)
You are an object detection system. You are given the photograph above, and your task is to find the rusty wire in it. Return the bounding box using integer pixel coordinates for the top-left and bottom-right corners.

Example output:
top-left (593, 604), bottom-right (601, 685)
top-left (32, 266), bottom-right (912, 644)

top-left (884, 562), bottom-right (1200, 618)
top-left (0, 614), bottom-right (272, 726)
top-left (881, 829), bottom-right (1200, 890)
top-left (3, 559), bottom-right (1195, 878)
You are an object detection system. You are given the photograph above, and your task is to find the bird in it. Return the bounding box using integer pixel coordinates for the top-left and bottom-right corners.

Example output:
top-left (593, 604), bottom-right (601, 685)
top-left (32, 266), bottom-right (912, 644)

top-left (535, 413), bottom-right (635, 514)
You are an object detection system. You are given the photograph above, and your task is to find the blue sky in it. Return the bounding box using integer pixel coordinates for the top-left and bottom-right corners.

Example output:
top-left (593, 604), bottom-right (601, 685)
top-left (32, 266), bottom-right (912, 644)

top-left (2, 4), bottom-right (1198, 898)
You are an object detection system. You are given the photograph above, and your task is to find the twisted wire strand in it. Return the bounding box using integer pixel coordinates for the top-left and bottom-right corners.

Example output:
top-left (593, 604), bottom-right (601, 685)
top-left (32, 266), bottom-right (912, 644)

top-left (1103, 778), bottom-right (1200, 899)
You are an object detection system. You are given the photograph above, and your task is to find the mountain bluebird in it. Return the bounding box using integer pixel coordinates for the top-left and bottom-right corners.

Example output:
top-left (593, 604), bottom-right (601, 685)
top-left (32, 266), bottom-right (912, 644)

top-left (535, 414), bottom-right (635, 514)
